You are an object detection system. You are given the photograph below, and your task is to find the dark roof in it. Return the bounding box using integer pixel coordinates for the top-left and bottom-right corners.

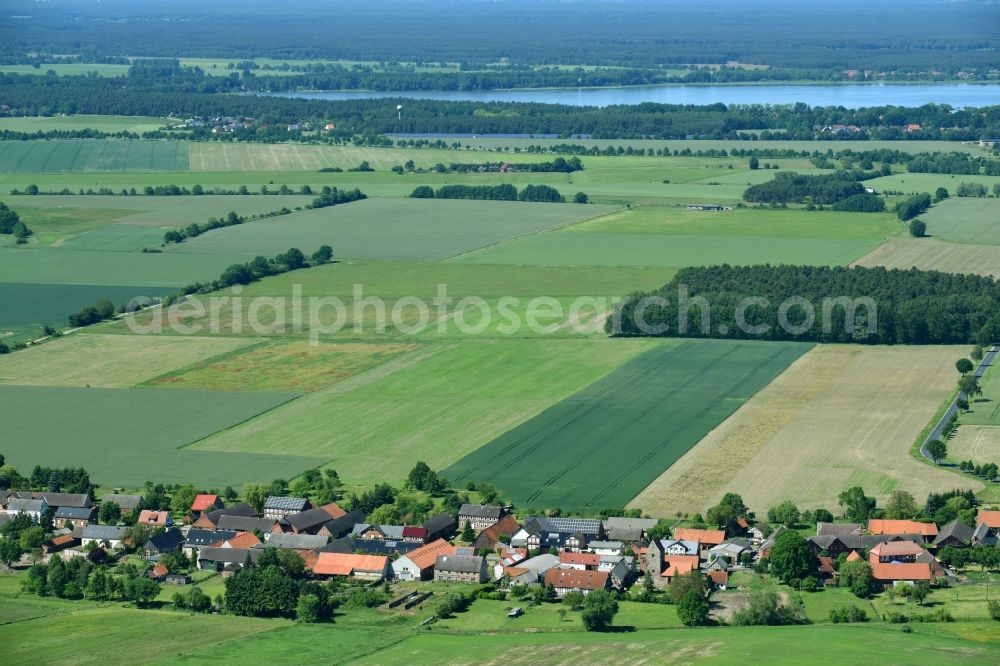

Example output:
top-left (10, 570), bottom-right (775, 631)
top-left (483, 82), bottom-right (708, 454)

top-left (82, 525), bottom-right (128, 542)
top-left (54, 506), bottom-right (95, 520)
top-left (201, 503), bottom-right (258, 525)
top-left (264, 496), bottom-right (310, 512)
top-left (435, 554), bottom-right (484, 574)
top-left (198, 547), bottom-right (263, 564)
top-left (423, 513), bottom-right (456, 534)
top-left (260, 533), bottom-right (329, 550)
top-left (459, 504), bottom-right (504, 520)
top-left (186, 529), bottom-right (236, 547)
top-left (315, 536), bottom-right (354, 554)
top-left (322, 510), bottom-right (366, 538)
top-left (286, 507), bottom-right (339, 532)
top-left (351, 538), bottom-right (422, 556)
top-left (216, 515), bottom-right (277, 533)
top-left (933, 519), bottom-right (974, 547)
top-left (146, 528), bottom-right (185, 551)
top-left (527, 516), bottom-right (602, 536)
top-left (17, 492), bottom-right (92, 508)
top-left (816, 522), bottom-right (862, 537)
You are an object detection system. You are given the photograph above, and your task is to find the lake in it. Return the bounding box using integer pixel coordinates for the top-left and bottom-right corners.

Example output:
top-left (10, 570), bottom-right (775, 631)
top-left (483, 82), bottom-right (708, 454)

top-left (271, 83), bottom-right (1000, 109)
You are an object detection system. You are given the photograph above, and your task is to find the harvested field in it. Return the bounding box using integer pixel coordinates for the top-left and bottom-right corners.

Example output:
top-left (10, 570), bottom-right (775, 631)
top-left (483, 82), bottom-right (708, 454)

top-left (0, 334), bottom-right (254, 388)
top-left (630, 345), bottom-right (982, 516)
top-left (947, 425), bottom-right (1000, 467)
top-left (920, 198), bottom-right (1000, 245)
top-left (852, 237), bottom-right (1000, 278)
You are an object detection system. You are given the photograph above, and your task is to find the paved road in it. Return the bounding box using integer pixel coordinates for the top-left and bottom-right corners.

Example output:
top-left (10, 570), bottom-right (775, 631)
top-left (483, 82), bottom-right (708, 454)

top-left (920, 344), bottom-right (999, 463)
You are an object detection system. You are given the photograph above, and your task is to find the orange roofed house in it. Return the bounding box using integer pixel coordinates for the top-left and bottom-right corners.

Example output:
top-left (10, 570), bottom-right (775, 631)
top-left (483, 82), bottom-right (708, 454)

top-left (867, 540), bottom-right (942, 587)
top-left (190, 494), bottom-right (224, 520)
top-left (392, 539), bottom-right (456, 581)
top-left (544, 568), bottom-right (610, 597)
top-left (673, 528), bottom-right (726, 552)
top-left (137, 510), bottom-right (174, 528)
top-left (312, 553), bottom-right (390, 581)
top-left (974, 510), bottom-right (1000, 546)
top-left (867, 520), bottom-right (937, 543)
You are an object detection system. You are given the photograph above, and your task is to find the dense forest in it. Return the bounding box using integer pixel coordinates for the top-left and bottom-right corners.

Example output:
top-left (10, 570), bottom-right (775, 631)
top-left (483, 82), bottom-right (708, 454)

top-left (608, 265), bottom-right (1000, 345)
top-left (2, 74), bottom-right (999, 140)
top-left (2, 0), bottom-right (998, 74)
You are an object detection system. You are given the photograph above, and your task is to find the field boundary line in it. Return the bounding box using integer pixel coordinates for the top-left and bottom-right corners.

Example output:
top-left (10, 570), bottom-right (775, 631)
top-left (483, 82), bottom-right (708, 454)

top-left (438, 204), bottom-right (625, 263)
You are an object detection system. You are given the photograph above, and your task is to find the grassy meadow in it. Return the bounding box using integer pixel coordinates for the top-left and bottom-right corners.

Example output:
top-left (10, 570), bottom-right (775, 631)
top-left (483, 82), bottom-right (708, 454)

top-left (920, 197), bottom-right (1000, 245)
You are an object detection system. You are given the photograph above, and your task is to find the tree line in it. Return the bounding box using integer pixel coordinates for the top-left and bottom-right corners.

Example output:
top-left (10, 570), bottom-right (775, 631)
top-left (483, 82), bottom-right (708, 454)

top-left (410, 183), bottom-right (569, 203)
top-left (743, 170), bottom-right (878, 206)
top-left (609, 264), bottom-right (1000, 345)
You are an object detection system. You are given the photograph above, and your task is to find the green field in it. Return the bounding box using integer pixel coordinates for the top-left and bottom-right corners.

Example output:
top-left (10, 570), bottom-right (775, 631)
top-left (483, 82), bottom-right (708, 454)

top-left (455, 205), bottom-right (899, 267)
top-left (963, 362), bottom-right (1000, 426)
top-left (0, 114), bottom-right (169, 132)
top-left (191, 338), bottom-right (658, 483)
top-left (165, 198), bottom-right (615, 262)
top-left (444, 338), bottom-right (812, 510)
top-left (0, 140), bottom-right (190, 173)
top-left (920, 197), bottom-right (1000, 245)
top-left (0, 282), bottom-right (175, 342)
top-left (0, 384), bottom-right (321, 486)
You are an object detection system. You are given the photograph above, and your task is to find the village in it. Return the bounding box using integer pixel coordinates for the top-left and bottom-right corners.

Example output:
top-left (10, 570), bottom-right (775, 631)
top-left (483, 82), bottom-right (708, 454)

top-left (3, 480), bottom-right (1000, 629)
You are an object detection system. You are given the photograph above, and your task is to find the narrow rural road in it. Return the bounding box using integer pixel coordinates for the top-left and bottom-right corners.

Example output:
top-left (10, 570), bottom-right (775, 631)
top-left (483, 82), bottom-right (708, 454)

top-left (920, 344), bottom-right (1000, 463)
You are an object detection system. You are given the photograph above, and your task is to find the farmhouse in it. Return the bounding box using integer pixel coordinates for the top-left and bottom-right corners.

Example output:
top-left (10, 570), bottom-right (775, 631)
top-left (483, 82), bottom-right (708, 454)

top-left (137, 510), bottom-right (173, 527)
top-left (263, 496), bottom-right (311, 520)
top-left (422, 512), bottom-right (457, 542)
top-left (189, 494), bottom-right (224, 519)
top-left (587, 540), bottom-right (625, 556)
top-left (867, 519), bottom-right (938, 541)
top-left (933, 519), bottom-right (974, 548)
top-left (559, 551), bottom-right (601, 570)
top-left (193, 503), bottom-right (259, 529)
top-left (392, 539), bottom-right (456, 581)
top-left (198, 547), bottom-right (263, 572)
top-left (258, 533), bottom-right (328, 551)
top-left (224, 532), bottom-right (262, 549)
top-left (602, 517), bottom-right (658, 543)
top-left (544, 568), bottom-right (611, 597)
top-left (54, 506), bottom-right (95, 529)
top-left (142, 528), bottom-right (185, 557)
top-left (43, 533), bottom-right (80, 555)
top-left (16, 492), bottom-right (92, 511)
top-left (512, 516), bottom-right (603, 551)
top-left (672, 528), bottom-right (726, 552)
top-left (216, 515), bottom-right (280, 534)
top-left (284, 504), bottom-right (347, 534)
top-left (5, 498), bottom-right (47, 522)
top-left (974, 510), bottom-right (1000, 546)
top-left (312, 552), bottom-right (390, 581)
top-left (100, 493), bottom-right (142, 515)
top-left (473, 514), bottom-right (521, 551)
top-left (458, 504), bottom-right (507, 532)
top-left (184, 529), bottom-right (236, 558)
top-left (434, 554), bottom-right (487, 583)
top-left (318, 509), bottom-right (366, 539)
top-left (81, 524), bottom-right (128, 549)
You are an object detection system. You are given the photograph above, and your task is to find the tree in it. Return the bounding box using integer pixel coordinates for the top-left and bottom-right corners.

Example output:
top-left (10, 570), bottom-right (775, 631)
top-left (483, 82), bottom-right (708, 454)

top-left (926, 439), bottom-right (947, 464)
top-left (768, 530), bottom-right (815, 584)
top-left (410, 185), bottom-right (434, 198)
top-left (908, 218), bottom-right (926, 237)
top-left (219, 263), bottom-right (254, 287)
top-left (959, 374), bottom-right (982, 397)
top-left (749, 156), bottom-right (760, 170)
top-left (669, 571), bottom-right (708, 605)
top-left (573, 192), bottom-right (589, 204)
top-left (838, 486), bottom-right (876, 522)
top-left (580, 589), bottom-right (619, 631)
top-left (296, 593), bottom-right (323, 623)
top-left (244, 484), bottom-right (268, 513)
top-left (0, 539), bottom-right (24, 566)
top-left (911, 581), bottom-right (930, 605)
top-left (732, 589), bottom-right (800, 626)
top-left (767, 500), bottom-right (800, 527)
top-left (98, 501), bottom-right (121, 525)
top-left (706, 492), bottom-right (749, 532)
top-left (956, 358), bottom-right (974, 374)
top-left (19, 526), bottom-right (45, 551)
top-left (971, 345), bottom-right (984, 362)
top-left (677, 588), bottom-right (711, 626)
top-left (311, 245), bottom-right (334, 264)
top-left (884, 490), bottom-right (918, 520)
top-left (934, 187), bottom-right (949, 202)
top-left (170, 485), bottom-right (199, 514)
top-left (562, 590), bottom-right (585, 610)
top-left (122, 577), bottom-right (160, 607)
top-left (840, 560), bottom-right (874, 598)
top-left (460, 520), bottom-right (475, 543)
top-left (814, 508), bottom-right (834, 523)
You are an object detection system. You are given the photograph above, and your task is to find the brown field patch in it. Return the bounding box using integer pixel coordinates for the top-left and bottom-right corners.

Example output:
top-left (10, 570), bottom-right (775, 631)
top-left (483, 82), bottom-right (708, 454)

top-left (947, 425), bottom-right (1000, 467)
top-left (141, 340), bottom-right (418, 392)
top-left (629, 345), bottom-right (981, 515)
top-left (852, 237), bottom-right (1000, 278)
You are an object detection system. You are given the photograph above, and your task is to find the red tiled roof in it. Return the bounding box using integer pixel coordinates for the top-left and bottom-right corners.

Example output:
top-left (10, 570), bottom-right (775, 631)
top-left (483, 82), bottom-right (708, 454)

top-left (402, 526), bottom-right (428, 539)
top-left (867, 520), bottom-right (937, 537)
top-left (870, 561), bottom-right (933, 581)
top-left (846, 550), bottom-right (861, 562)
top-left (977, 510), bottom-right (1000, 529)
top-left (225, 532), bottom-right (262, 549)
top-left (673, 528), bottom-right (726, 545)
top-left (401, 539), bottom-right (456, 571)
top-left (662, 555), bottom-right (700, 578)
top-left (560, 551), bottom-right (600, 568)
top-left (313, 552), bottom-right (387, 576)
top-left (477, 514), bottom-right (522, 547)
top-left (191, 494), bottom-right (220, 512)
top-left (150, 564), bottom-right (169, 579)
top-left (708, 569), bottom-right (729, 586)
top-left (544, 568), bottom-right (609, 591)
top-left (817, 556), bottom-right (835, 574)
top-left (137, 510), bottom-right (171, 526)
top-left (321, 503), bottom-right (346, 520)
